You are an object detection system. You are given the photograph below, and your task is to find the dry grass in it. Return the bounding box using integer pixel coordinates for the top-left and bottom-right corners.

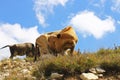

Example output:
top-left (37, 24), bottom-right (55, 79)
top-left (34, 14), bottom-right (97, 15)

top-left (1, 47), bottom-right (120, 80)
top-left (33, 47), bottom-right (120, 79)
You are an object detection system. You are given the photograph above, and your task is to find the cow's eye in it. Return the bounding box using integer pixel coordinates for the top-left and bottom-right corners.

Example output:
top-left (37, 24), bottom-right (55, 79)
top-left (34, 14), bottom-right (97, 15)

top-left (57, 34), bottom-right (61, 38)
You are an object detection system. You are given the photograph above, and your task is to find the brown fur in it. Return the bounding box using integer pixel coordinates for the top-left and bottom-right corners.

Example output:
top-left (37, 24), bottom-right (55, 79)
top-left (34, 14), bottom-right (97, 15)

top-left (35, 26), bottom-right (78, 60)
top-left (1, 43), bottom-right (35, 59)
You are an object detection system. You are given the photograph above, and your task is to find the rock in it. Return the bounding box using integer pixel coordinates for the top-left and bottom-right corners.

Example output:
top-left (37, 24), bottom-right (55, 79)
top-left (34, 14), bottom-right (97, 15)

top-left (3, 72), bottom-right (9, 77)
top-left (0, 72), bottom-right (9, 80)
top-left (50, 73), bottom-right (63, 80)
top-left (89, 68), bottom-right (97, 74)
top-left (21, 69), bottom-right (30, 74)
top-left (0, 59), bottom-right (37, 80)
top-left (89, 67), bottom-right (105, 74)
top-left (21, 59), bottom-right (26, 62)
top-left (28, 66), bottom-right (33, 71)
top-left (96, 67), bottom-right (105, 74)
top-left (117, 75), bottom-right (120, 79)
top-left (97, 74), bottom-right (103, 78)
top-left (80, 73), bottom-right (98, 80)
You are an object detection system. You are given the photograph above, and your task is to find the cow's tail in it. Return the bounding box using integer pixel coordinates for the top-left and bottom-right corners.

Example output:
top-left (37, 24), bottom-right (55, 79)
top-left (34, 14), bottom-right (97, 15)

top-left (0, 45), bottom-right (11, 49)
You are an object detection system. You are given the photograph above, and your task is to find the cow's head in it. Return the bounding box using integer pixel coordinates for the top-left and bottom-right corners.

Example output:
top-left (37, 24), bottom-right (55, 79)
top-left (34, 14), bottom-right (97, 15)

top-left (53, 26), bottom-right (78, 55)
top-left (57, 26), bottom-right (78, 43)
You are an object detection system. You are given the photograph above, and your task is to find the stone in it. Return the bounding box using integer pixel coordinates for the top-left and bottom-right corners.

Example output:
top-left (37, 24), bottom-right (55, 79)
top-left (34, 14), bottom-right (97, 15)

top-left (3, 72), bottom-right (9, 77)
top-left (21, 69), bottom-right (30, 74)
top-left (89, 67), bottom-right (105, 74)
top-left (117, 75), bottom-right (120, 79)
top-left (50, 73), bottom-right (63, 80)
top-left (80, 73), bottom-right (98, 80)
top-left (97, 74), bottom-right (103, 78)
top-left (89, 68), bottom-right (97, 74)
top-left (28, 66), bottom-right (33, 71)
top-left (21, 59), bottom-right (26, 62)
top-left (95, 67), bottom-right (105, 74)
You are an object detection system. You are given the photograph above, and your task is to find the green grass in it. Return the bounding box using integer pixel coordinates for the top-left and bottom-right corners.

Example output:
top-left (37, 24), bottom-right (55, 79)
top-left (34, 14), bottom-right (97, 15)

top-left (33, 54), bottom-right (92, 78)
top-left (33, 47), bottom-right (120, 79)
top-left (1, 47), bottom-right (120, 80)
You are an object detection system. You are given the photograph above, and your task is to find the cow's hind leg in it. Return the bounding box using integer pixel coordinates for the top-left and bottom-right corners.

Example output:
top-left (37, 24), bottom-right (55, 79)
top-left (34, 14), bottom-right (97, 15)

top-left (34, 44), bottom-right (40, 62)
top-left (9, 47), bottom-right (14, 59)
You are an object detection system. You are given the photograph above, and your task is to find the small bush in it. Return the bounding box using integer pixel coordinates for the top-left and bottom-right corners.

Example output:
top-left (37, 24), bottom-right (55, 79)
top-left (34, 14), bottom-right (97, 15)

top-left (100, 53), bottom-right (120, 75)
top-left (33, 48), bottom-right (120, 79)
top-left (97, 48), bottom-right (114, 55)
top-left (33, 54), bottom-right (97, 79)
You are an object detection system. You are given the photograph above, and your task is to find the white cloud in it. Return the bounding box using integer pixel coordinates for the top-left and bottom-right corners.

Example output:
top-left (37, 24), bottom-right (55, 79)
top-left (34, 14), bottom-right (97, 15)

top-left (111, 0), bottom-right (120, 13)
top-left (89, 0), bottom-right (106, 8)
top-left (91, 0), bottom-right (120, 13)
top-left (33, 0), bottom-right (68, 27)
top-left (0, 23), bottom-right (40, 60)
top-left (69, 11), bottom-right (115, 39)
top-left (117, 20), bottom-right (120, 24)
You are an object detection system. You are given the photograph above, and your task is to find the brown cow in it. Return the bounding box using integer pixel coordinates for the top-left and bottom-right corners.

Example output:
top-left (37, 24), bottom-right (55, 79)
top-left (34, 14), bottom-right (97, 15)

top-left (35, 31), bottom-right (61, 56)
top-left (0, 43), bottom-right (35, 59)
top-left (35, 26), bottom-right (78, 60)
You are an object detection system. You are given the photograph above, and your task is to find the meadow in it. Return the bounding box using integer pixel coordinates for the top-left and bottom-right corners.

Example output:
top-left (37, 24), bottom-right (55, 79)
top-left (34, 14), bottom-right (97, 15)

top-left (1, 46), bottom-right (120, 80)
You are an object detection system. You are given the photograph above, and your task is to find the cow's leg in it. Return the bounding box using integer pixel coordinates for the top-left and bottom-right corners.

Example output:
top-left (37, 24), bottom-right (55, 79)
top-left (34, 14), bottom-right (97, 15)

top-left (34, 47), bottom-right (37, 61)
top-left (64, 49), bottom-right (71, 55)
top-left (9, 47), bottom-right (14, 59)
top-left (31, 44), bottom-right (35, 57)
top-left (25, 49), bottom-right (28, 57)
top-left (52, 49), bottom-right (57, 56)
top-left (34, 43), bottom-right (37, 61)
top-left (10, 55), bottom-right (13, 59)
top-left (34, 44), bottom-right (40, 61)
top-left (70, 46), bottom-right (75, 56)
top-left (63, 44), bottom-right (75, 56)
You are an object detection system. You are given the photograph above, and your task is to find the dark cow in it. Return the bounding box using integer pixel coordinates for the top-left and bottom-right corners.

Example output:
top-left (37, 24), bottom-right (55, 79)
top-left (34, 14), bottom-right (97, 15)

top-left (0, 43), bottom-right (35, 59)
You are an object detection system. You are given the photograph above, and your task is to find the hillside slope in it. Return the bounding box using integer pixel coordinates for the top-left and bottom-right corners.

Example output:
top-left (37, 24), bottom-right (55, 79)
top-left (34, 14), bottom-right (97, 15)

top-left (0, 48), bottom-right (120, 80)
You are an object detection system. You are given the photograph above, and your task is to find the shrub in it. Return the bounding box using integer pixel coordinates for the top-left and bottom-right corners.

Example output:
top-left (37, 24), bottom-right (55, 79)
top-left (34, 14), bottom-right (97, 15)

top-left (100, 53), bottom-right (120, 75)
top-left (33, 48), bottom-right (120, 79)
top-left (33, 54), bottom-right (97, 79)
top-left (97, 48), bottom-right (114, 55)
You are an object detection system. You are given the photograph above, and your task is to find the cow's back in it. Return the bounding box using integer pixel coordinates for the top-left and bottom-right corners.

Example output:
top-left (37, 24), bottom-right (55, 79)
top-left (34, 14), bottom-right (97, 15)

top-left (59, 26), bottom-right (78, 43)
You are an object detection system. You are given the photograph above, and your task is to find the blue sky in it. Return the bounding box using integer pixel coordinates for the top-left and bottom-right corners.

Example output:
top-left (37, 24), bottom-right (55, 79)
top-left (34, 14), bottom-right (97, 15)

top-left (0, 0), bottom-right (120, 59)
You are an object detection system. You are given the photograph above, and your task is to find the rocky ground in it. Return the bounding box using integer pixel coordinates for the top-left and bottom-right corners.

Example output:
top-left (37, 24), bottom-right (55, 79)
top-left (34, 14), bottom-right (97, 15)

top-left (0, 58), bottom-right (36, 80)
top-left (0, 58), bottom-right (120, 80)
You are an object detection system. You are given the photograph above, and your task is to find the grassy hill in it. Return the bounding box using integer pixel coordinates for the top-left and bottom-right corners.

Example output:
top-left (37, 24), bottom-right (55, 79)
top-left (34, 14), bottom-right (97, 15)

top-left (0, 47), bottom-right (120, 80)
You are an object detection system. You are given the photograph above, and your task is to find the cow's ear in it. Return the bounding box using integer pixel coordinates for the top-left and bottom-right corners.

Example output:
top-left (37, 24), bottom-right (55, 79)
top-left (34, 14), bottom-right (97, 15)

top-left (57, 34), bottom-right (61, 38)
